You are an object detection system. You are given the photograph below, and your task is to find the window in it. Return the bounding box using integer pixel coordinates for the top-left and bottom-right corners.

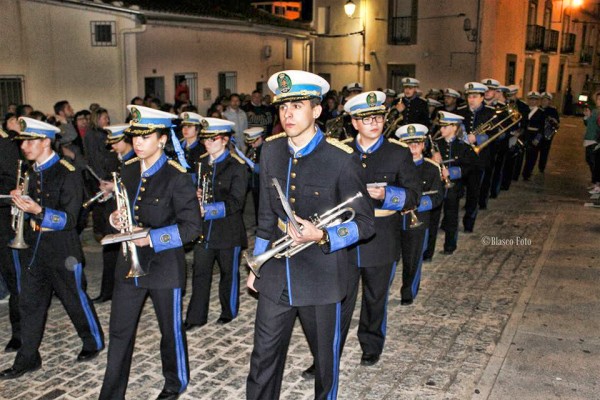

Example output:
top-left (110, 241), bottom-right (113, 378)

top-left (538, 56), bottom-right (549, 92)
top-left (275, 6), bottom-right (285, 15)
top-left (144, 77), bottom-right (165, 103)
top-left (317, 6), bottom-right (330, 35)
top-left (91, 21), bottom-right (116, 46)
top-left (218, 72), bottom-right (237, 97)
top-left (286, 38), bottom-right (293, 59)
top-left (174, 73), bottom-right (198, 106)
top-left (527, 0), bottom-right (538, 25)
top-left (0, 76), bottom-right (24, 117)
top-left (557, 61), bottom-right (565, 91)
top-left (505, 54), bottom-right (517, 85)
top-left (388, 0), bottom-right (418, 45)
top-left (543, 0), bottom-right (552, 29)
top-left (387, 64), bottom-right (416, 92)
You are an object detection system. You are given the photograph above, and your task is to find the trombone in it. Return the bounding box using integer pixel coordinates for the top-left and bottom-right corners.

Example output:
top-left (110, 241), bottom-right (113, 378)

top-left (245, 192), bottom-right (363, 277)
top-left (472, 107), bottom-right (522, 154)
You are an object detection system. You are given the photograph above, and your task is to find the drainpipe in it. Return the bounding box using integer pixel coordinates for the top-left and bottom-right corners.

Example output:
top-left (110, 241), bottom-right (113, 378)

top-left (120, 16), bottom-right (146, 119)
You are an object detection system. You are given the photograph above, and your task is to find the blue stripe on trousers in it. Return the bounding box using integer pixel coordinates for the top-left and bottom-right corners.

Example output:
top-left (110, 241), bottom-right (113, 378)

top-left (328, 302), bottom-right (342, 400)
top-left (381, 262), bottom-right (397, 337)
top-left (172, 288), bottom-right (188, 392)
top-left (11, 249), bottom-right (21, 294)
top-left (412, 229), bottom-right (429, 298)
top-left (230, 247), bottom-right (241, 318)
top-left (74, 263), bottom-right (103, 349)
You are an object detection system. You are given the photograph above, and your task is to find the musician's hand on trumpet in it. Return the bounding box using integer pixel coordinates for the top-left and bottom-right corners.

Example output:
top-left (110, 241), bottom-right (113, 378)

top-left (99, 179), bottom-right (114, 200)
top-left (10, 188), bottom-right (42, 215)
top-left (467, 133), bottom-right (477, 144)
top-left (247, 273), bottom-right (257, 292)
top-left (109, 208), bottom-right (128, 230)
top-left (287, 215), bottom-right (325, 246)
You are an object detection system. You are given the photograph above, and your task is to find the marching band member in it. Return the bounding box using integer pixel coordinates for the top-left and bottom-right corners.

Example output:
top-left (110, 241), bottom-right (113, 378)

top-left (179, 111), bottom-right (206, 179)
top-left (479, 78), bottom-right (504, 209)
top-left (92, 124), bottom-right (135, 303)
top-left (184, 118), bottom-right (248, 330)
top-left (396, 124), bottom-right (443, 305)
top-left (246, 70), bottom-right (375, 400)
top-left (429, 111), bottom-right (476, 255)
top-left (0, 117), bottom-right (104, 380)
top-left (489, 85), bottom-right (512, 199)
top-left (397, 77), bottom-right (430, 127)
top-left (456, 82), bottom-right (496, 233)
top-left (539, 92), bottom-right (560, 174)
top-left (503, 85), bottom-right (530, 189)
top-left (99, 106), bottom-right (201, 400)
top-left (521, 92), bottom-right (546, 181)
top-left (243, 126), bottom-right (264, 224)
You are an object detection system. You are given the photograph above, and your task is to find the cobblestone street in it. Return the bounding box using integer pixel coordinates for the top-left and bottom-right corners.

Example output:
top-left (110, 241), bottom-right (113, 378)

top-left (0, 116), bottom-right (598, 400)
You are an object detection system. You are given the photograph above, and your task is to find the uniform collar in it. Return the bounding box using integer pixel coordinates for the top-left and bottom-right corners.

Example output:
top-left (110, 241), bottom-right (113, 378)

top-left (288, 127), bottom-right (323, 158)
top-left (470, 103), bottom-right (484, 113)
top-left (356, 134), bottom-right (384, 154)
top-left (445, 136), bottom-right (456, 143)
top-left (35, 152), bottom-right (59, 172)
top-left (121, 149), bottom-right (136, 162)
top-left (183, 139), bottom-right (199, 150)
top-left (210, 149), bottom-right (230, 165)
top-left (414, 156), bottom-right (424, 165)
top-left (141, 153), bottom-right (168, 178)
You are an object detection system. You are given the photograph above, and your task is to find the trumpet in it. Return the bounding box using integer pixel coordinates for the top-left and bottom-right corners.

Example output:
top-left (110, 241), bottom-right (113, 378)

top-left (82, 189), bottom-right (113, 209)
top-left (101, 172), bottom-right (148, 278)
top-left (245, 192), bottom-right (363, 278)
top-left (9, 160), bottom-right (29, 249)
top-left (325, 113), bottom-right (346, 138)
top-left (401, 208), bottom-right (422, 229)
top-left (383, 110), bottom-right (404, 138)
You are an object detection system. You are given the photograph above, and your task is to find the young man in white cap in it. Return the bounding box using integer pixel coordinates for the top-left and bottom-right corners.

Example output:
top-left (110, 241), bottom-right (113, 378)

top-left (397, 77), bottom-right (430, 127)
top-left (428, 111), bottom-right (477, 255)
top-left (442, 88), bottom-right (461, 112)
top-left (539, 92), bottom-right (560, 173)
top-left (1, 117), bottom-right (104, 380)
top-left (184, 117), bottom-right (248, 330)
top-left (504, 85), bottom-right (530, 187)
top-left (521, 91), bottom-right (546, 180)
top-left (396, 123), bottom-right (443, 301)
top-left (456, 82), bottom-right (496, 232)
top-left (246, 70), bottom-right (375, 400)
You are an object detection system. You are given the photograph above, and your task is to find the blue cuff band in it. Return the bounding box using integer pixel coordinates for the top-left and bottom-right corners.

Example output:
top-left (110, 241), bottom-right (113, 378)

top-left (254, 237), bottom-right (270, 256)
top-left (41, 208), bottom-right (67, 230)
top-left (149, 224), bottom-right (183, 253)
top-left (476, 134), bottom-right (489, 145)
top-left (448, 166), bottom-right (462, 180)
top-left (203, 202), bottom-right (226, 220)
top-left (382, 186), bottom-right (406, 211)
top-left (417, 195), bottom-right (433, 212)
top-left (327, 221), bottom-right (359, 252)
top-left (253, 164), bottom-right (260, 174)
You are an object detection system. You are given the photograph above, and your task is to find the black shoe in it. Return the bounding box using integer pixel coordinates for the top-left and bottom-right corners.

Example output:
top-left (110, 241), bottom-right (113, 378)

top-left (301, 363), bottom-right (315, 379)
top-left (0, 360), bottom-right (41, 380)
top-left (156, 389), bottom-right (180, 400)
top-left (442, 249), bottom-right (454, 255)
top-left (76, 347), bottom-right (103, 362)
top-left (4, 338), bottom-right (21, 353)
top-left (183, 321), bottom-right (206, 332)
top-left (464, 228), bottom-right (473, 233)
top-left (360, 353), bottom-right (380, 366)
top-left (400, 299), bottom-right (413, 306)
top-left (216, 317), bottom-right (232, 325)
top-left (92, 295), bottom-right (112, 304)
top-left (479, 205), bottom-right (487, 210)
top-left (422, 257), bottom-right (432, 263)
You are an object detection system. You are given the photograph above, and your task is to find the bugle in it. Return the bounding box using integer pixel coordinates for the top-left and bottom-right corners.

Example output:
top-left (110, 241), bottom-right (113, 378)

top-left (101, 172), bottom-right (149, 278)
top-left (245, 192), bottom-right (363, 278)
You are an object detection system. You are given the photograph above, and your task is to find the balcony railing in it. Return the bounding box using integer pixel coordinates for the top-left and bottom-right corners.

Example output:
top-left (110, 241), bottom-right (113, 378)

top-left (543, 29), bottom-right (559, 53)
top-left (561, 32), bottom-right (576, 54)
top-left (388, 16), bottom-right (416, 45)
top-left (526, 24), bottom-right (545, 51)
top-left (580, 45), bottom-right (594, 64)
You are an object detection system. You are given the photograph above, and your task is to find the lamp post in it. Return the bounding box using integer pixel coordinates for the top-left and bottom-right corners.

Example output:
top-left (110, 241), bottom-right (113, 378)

top-left (344, 0), bottom-right (356, 18)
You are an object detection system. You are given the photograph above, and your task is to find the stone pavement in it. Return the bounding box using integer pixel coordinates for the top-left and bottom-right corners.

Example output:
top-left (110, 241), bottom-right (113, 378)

top-left (0, 116), bottom-right (598, 399)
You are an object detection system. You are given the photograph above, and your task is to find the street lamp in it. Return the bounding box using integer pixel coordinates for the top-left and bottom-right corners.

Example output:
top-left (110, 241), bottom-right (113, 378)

top-left (344, 0), bottom-right (356, 18)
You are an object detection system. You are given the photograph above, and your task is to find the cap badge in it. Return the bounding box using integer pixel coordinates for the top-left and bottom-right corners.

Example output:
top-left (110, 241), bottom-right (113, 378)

top-left (130, 107), bottom-right (141, 123)
top-left (182, 112), bottom-right (189, 120)
top-left (201, 119), bottom-right (209, 129)
top-left (407, 125), bottom-right (416, 136)
top-left (367, 92), bottom-right (377, 107)
top-left (468, 83), bottom-right (474, 89)
top-left (438, 111), bottom-right (445, 120)
top-left (19, 119), bottom-right (27, 132)
top-left (277, 73), bottom-right (292, 94)
top-left (486, 80), bottom-right (492, 85)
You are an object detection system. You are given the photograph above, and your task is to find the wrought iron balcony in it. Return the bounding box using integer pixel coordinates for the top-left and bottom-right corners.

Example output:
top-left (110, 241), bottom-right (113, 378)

top-left (543, 29), bottom-right (559, 53)
top-left (561, 32), bottom-right (576, 54)
top-left (389, 16), bottom-right (416, 45)
top-left (526, 24), bottom-right (545, 51)
top-left (580, 45), bottom-right (593, 64)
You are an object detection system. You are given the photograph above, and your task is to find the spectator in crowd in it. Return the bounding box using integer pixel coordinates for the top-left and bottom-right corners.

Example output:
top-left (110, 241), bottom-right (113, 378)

top-left (3, 113), bottom-right (20, 134)
top-left (223, 93), bottom-right (248, 152)
top-left (16, 104), bottom-right (33, 118)
top-left (149, 98), bottom-right (162, 110)
top-left (583, 92), bottom-right (600, 194)
top-left (243, 90), bottom-right (274, 136)
top-left (7, 103), bottom-right (17, 115)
